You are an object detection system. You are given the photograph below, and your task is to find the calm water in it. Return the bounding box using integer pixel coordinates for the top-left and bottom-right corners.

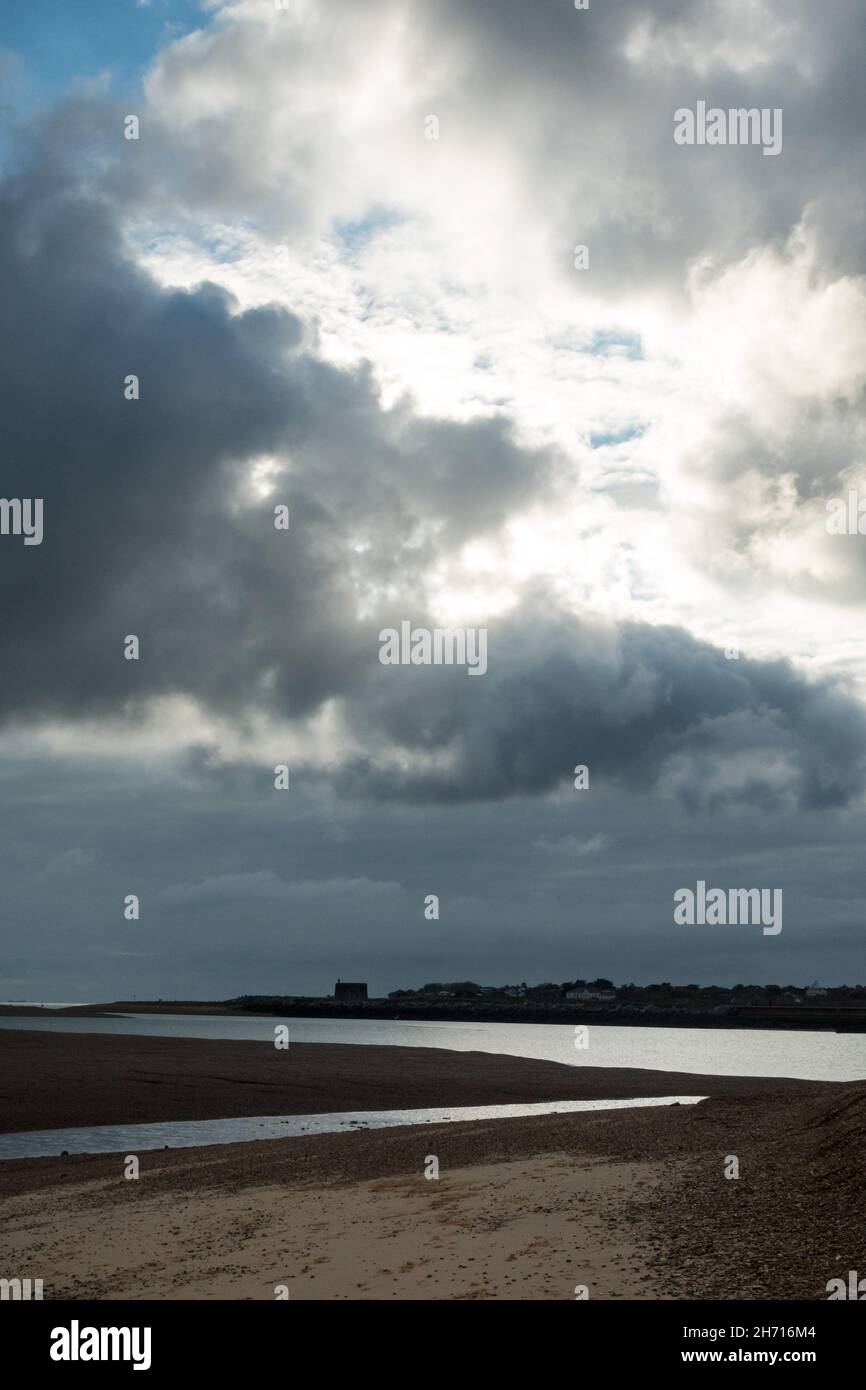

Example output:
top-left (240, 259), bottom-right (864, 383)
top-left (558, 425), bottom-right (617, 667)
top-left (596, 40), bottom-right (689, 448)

top-left (0, 1096), bottom-right (704, 1161)
top-left (2, 1011), bottom-right (866, 1081)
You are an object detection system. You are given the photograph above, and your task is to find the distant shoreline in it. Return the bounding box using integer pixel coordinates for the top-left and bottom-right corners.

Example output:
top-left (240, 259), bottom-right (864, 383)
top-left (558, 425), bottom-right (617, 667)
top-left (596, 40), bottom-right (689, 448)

top-left (3, 997), bottom-right (866, 1031)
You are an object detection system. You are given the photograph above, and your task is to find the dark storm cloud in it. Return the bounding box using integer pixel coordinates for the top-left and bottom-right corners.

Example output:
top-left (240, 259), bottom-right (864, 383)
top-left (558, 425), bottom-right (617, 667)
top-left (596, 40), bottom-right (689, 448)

top-left (342, 604), bottom-right (866, 811)
top-left (0, 137), bottom-right (550, 722)
top-left (5, 3), bottom-right (866, 1004)
top-left (3, 121), bottom-right (866, 817)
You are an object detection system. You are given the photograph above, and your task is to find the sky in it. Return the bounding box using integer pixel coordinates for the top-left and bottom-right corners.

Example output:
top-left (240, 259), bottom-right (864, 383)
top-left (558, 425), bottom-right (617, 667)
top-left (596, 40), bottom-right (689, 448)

top-left (1, 0), bottom-right (866, 1000)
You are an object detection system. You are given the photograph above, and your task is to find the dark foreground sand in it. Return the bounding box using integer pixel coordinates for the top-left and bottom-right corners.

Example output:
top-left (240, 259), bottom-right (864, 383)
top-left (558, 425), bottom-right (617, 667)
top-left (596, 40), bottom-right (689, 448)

top-left (1, 1031), bottom-right (863, 1300)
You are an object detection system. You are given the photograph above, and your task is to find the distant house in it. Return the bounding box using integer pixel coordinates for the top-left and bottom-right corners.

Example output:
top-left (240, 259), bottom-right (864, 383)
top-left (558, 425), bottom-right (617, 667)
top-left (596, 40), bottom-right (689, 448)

top-left (805, 986), bottom-right (828, 999)
top-left (566, 987), bottom-right (616, 1002)
top-left (334, 980), bottom-right (368, 1001)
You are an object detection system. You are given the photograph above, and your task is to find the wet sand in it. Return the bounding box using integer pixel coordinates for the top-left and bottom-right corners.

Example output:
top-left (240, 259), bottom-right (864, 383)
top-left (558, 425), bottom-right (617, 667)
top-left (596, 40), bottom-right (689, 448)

top-left (0, 1028), bottom-right (820, 1134)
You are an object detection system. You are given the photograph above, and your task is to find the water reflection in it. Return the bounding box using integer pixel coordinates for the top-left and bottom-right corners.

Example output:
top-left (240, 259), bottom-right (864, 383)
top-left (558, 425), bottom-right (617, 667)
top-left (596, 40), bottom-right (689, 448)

top-left (0, 1095), bottom-right (704, 1160)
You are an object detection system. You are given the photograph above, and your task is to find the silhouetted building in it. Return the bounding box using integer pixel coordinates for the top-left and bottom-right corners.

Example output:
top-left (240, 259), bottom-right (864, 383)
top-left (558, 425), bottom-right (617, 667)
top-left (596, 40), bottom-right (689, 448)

top-left (334, 980), bottom-right (368, 1001)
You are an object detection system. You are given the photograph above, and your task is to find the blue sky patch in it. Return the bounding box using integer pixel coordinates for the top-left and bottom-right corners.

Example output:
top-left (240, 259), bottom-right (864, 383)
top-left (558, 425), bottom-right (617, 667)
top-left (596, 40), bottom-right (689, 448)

top-left (589, 425), bottom-right (646, 449)
top-left (0, 0), bottom-right (204, 110)
top-left (587, 330), bottom-right (644, 360)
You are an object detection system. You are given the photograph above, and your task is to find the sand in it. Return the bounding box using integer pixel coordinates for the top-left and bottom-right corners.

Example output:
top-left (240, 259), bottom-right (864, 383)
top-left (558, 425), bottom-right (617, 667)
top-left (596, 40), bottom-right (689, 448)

top-left (1, 1152), bottom-right (667, 1300)
top-left (1, 1029), bottom-right (863, 1300)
